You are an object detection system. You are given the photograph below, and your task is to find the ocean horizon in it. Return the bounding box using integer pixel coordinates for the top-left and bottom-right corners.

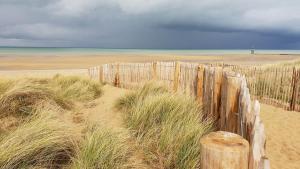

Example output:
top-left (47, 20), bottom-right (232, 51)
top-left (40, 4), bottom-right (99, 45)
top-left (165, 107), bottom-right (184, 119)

top-left (1, 47), bottom-right (300, 55)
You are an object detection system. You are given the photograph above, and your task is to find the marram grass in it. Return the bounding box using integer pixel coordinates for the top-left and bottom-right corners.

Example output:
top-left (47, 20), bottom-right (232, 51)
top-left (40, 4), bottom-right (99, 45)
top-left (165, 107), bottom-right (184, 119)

top-left (0, 108), bottom-right (78, 169)
top-left (115, 81), bottom-right (168, 111)
top-left (52, 75), bottom-right (103, 102)
top-left (0, 75), bottom-right (103, 118)
top-left (116, 82), bottom-right (213, 169)
top-left (71, 125), bottom-right (131, 169)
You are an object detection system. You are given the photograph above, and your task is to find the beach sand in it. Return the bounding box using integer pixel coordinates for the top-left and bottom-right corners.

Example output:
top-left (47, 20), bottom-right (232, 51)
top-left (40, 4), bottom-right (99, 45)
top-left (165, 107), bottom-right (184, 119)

top-left (0, 53), bottom-right (299, 169)
top-left (0, 53), bottom-right (300, 70)
top-left (261, 104), bottom-right (300, 169)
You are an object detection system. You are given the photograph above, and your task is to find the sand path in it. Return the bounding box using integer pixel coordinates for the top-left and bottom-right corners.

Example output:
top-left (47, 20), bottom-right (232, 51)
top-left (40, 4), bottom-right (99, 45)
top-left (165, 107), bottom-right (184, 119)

top-left (77, 85), bottom-right (150, 169)
top-left (260, 104), bottom-right (300, 169)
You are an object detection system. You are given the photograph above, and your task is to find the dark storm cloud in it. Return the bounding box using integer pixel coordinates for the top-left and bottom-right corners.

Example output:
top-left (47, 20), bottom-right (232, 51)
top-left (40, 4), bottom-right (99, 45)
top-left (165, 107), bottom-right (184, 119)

top-left (0, 0), bottom-right (300, 48)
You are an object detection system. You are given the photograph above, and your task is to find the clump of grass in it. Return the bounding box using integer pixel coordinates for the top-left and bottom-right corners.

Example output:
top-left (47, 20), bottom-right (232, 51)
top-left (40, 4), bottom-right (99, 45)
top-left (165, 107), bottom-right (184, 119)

top-left (0, 75), bottom-right (103, 118)
top-left (0, 79), bottom-right (14, 96)
top-left (0, 83), bottom-right (72, 118)
top-left (71, 125), bottom-right (130, 169)
top-left (115, 82), bottom-right (168, 111)
top-left (52, 75), bottom-right (103, 102)
top-left (0, 108), bottom-right (78, 169)
top-left (116, 83), bottom-right (213, 169)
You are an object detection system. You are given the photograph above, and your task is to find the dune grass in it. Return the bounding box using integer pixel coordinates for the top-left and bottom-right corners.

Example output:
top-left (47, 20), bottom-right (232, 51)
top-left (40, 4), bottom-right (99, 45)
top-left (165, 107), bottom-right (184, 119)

top-left (0, 79), bottom-right (14, 95)
top-left (0, 108), bottom-right (78, 169)
top-left (116, 83), bottom-right (213, 169)
top-left (52, 75), bottom-right (103, 102)
top-left (0, 75), bottom-right (102, 119)
top-left (115, 81), bottom-right (168, 111)
top-left (71, 125), bottom-right (131, 169)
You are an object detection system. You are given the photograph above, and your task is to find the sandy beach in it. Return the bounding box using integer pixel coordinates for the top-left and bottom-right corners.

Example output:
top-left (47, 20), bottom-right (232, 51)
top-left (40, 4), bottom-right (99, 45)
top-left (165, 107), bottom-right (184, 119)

top-left (0, 53), bottom-right (300, 70)
top-left (261, 104), bottom-right (300, 169)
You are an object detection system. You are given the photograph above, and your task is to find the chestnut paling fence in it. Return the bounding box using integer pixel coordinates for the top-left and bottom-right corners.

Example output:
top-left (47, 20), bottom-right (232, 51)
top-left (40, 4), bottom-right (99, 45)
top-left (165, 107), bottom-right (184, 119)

top-left (229, 65), bottom-right (300, 111)
top-left (88, 61), bottom-right (270, 169)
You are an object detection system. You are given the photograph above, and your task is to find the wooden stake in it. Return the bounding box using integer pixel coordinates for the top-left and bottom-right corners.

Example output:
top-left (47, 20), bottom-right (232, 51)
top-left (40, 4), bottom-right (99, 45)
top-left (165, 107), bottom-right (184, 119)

top-left (290, 67), bottom-right (297, 111)
top-left (212, 67), bottom-right (223, 122)
top-left (99, 65), bottom-right (104, 83)
top-left (152, 62), bottom-right (157, 80)
top-left (114, 63), bottom-right (120, 87)
top-left (196, 65), bottom-right (204, 103)
top-left (200, 131), bottom-right (249, 169)
top-left (220, 72), bottom-right (241, 133)
top-left (173, 61), bottom-right (181, 92)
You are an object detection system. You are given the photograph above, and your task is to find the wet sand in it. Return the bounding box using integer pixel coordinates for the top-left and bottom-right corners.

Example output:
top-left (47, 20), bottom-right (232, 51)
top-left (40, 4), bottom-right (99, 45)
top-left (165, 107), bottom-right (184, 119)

top-left (0, 53), bottom-right (299, 70)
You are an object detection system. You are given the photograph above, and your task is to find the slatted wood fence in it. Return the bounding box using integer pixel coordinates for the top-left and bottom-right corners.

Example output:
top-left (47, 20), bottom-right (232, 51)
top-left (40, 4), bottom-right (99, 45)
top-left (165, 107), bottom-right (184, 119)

top-left (230, 65), bottom-right (300, 111)
top-left (88, 61), bottom-right (269, 169)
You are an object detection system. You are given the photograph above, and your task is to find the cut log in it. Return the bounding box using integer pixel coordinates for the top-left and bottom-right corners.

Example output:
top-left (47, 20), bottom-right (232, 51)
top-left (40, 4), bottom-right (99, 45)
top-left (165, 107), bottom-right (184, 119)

top-left (200, 131), bottom-right (249, 169)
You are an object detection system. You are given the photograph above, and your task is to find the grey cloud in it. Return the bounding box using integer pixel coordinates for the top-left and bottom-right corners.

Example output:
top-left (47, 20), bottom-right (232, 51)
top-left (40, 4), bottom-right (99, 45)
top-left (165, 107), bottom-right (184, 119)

top-left (0, 0), bottom-right (299, 48)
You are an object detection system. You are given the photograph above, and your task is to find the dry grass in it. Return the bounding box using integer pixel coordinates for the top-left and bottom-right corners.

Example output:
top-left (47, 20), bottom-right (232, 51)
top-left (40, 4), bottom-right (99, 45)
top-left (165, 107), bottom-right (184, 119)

top-left (116, 83), bottom-right (213, 169)
top-left (0, 75), bottom-right (103, 119)
top-left (0, 107), bottom-right (78, 169)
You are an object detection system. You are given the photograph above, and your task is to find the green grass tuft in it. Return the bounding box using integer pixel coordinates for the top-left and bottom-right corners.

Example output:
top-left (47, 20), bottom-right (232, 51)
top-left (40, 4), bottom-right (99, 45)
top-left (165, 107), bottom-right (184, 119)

top-left (115, 82), bottom-right (168, 111)
top-left (116, 82), bottom-right (213, 169)
top-left (52, 75), bottom-right (103, 102)
top-left (71, 125), bottom-right (131, 169)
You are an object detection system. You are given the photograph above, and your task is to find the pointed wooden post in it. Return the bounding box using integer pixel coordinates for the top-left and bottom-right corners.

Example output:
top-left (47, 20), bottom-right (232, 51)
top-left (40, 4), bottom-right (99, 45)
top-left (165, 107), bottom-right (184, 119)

top-left (200, 131), bottom-right (249, 169)
top-left (173, 61), bottom-right (181, 92)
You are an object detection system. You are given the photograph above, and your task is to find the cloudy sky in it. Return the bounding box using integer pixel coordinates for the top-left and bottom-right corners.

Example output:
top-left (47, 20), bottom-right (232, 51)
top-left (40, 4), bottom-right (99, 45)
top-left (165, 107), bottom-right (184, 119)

top-left (0, 0), bottom-right (300, 49)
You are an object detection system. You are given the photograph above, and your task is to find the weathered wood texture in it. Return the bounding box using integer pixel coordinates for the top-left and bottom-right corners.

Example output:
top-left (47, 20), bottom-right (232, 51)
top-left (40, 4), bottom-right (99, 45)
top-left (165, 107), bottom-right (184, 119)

top-left (89, 62), bottom-right (269, 169)
top-left (200, 131), bottom-right (249, 169)
top-left (219, 72), bottom-right (241, 133)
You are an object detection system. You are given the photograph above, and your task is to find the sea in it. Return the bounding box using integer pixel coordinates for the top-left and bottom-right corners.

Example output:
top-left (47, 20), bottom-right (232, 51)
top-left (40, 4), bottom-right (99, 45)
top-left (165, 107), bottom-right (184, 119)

top-left (0, 47), bottom-right (300, 55)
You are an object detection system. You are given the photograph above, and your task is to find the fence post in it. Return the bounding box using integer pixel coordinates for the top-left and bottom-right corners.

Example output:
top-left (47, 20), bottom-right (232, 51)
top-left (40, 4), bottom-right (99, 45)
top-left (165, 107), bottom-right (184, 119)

top-left (220, 72), bottom-right (242, 133)
top-left (99, 65), bottom-right (104, 83)
top-left (196, 65), bottom-right (204, 103)
top-left (200, 131), bottom-right (249, 169)
top-left (152, 62), bottom-right (157, 80)
top-left (290, 67), bottom-right (298, 111)
top-left (114, 63), bottom-right (120, 87)
top-left (173, 61), bottom-right (181, 92)
top-left (88, 68), bottom-right (91, 78)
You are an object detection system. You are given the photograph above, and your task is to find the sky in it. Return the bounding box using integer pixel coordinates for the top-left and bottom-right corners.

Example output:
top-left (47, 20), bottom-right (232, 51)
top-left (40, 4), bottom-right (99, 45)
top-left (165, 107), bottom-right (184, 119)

top-left (0, 0), bottom-right (300, 49)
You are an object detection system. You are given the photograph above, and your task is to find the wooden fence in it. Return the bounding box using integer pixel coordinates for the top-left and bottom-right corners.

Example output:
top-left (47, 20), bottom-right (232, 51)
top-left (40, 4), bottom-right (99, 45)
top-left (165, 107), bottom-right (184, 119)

top-left (229, 65), bottom-right (300, 111)
top-left (88, 61), bottom-right (269, 169)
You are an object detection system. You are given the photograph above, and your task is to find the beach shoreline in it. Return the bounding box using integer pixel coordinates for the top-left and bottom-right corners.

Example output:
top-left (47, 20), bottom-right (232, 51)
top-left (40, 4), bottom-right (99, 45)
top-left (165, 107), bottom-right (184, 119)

top-left (0, 53), bottom-right (300, 70)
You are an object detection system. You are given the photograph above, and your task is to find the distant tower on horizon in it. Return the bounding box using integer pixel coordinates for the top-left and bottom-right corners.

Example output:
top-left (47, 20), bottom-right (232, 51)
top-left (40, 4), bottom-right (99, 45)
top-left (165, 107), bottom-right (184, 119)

top-left (251, 45), bottom-right (255, 54)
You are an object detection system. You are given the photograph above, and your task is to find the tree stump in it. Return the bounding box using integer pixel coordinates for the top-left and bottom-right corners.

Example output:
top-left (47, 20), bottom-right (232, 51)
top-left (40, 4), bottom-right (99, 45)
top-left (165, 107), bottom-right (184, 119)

top-left (200, 131), bottom-right (249, 169)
